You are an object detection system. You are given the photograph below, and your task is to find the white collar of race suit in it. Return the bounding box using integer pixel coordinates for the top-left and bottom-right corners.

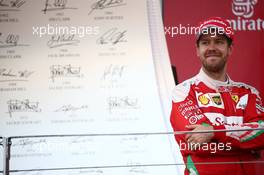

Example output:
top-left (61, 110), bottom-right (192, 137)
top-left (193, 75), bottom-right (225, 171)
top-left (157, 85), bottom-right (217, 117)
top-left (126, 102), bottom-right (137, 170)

top-left (197, 68), bottom-right (233, 91)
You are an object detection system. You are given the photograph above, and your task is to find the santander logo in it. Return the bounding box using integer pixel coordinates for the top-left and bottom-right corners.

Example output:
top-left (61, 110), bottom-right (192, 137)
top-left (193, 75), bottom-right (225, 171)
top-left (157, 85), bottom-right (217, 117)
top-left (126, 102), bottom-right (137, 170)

top-left (228, 0), bottom-right (264, 31)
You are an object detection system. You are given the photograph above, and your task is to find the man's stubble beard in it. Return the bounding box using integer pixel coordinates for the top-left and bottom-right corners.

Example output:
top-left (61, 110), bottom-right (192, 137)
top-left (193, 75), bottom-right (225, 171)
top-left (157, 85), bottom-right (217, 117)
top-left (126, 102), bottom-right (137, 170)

top-left (202, 57), bottom-right (227, 73)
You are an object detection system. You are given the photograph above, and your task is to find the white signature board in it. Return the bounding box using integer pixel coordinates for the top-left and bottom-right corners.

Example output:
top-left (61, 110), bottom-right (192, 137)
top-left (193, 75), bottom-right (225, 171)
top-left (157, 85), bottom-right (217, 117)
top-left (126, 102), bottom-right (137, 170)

top-left (0, 0), bottom-right (184, 174)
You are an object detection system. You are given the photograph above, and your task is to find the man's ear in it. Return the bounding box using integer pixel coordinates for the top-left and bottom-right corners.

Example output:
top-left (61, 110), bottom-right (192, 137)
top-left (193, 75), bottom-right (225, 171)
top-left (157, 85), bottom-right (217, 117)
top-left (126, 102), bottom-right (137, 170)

top-left (228, 44), bottom-right (233, 56)
top-left (196, 44), bottom-right (200, 57)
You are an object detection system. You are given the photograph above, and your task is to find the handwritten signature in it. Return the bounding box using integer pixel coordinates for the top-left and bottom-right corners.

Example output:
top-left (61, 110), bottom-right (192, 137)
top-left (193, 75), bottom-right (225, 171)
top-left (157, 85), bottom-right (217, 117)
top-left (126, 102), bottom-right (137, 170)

top-left (97, 28), bottom-right (127, 45)
top-left (69, 136), bottom-right (94, 145)
top-left (7, 99), bottom-right (41, 117)
top-left (0, 68), bottom-right (34, 82)
top-left (47, 34), bottom-right (80, 48)
top-left (0, 0), bottom-right (25, 11)
top-left (50, 64), bottom-right (81, 82)
top-left (129, 166), bottom-right (148, 174)
top-left (42, 0), bottom-right (77, 14)
top-left (102, 64), bottom-right (126, 81)
top-left (12, 138), bottom-right (47, 148)
top-left (126, 161), bottom-right (146, 173)
top-left (0, 33), bottom-right (29, 48)
top-left (88, 0), bottom-right (126, 15)
top-left (54, 104), bottom-right (88, 113)
top-left (120, 135), bottom-right (147, 144)
top-left (107, 96), bottom-right (138, 113)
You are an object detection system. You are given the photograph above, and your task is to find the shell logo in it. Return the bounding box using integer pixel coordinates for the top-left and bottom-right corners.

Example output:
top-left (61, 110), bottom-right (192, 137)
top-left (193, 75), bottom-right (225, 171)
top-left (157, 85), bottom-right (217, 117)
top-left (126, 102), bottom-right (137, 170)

top-left (198, 94), bottom-right (210, 105)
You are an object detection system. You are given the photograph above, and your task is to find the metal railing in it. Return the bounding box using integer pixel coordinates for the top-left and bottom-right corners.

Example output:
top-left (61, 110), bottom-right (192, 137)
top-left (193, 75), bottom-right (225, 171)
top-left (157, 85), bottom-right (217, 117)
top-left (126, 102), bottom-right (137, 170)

top-left (1, 127), bottom-right (264, 175)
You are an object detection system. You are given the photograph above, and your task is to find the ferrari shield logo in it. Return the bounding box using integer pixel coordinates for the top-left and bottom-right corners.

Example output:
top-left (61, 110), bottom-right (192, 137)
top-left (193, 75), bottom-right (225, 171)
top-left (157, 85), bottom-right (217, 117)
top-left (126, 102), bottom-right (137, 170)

top-left (232, 95), bottom-right (239, 103)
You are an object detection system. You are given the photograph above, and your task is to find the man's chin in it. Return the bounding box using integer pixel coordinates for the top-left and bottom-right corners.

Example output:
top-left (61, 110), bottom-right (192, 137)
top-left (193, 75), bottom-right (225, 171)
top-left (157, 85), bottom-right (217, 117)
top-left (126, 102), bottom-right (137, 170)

top-left (204, 65), bottom-right (224, 73)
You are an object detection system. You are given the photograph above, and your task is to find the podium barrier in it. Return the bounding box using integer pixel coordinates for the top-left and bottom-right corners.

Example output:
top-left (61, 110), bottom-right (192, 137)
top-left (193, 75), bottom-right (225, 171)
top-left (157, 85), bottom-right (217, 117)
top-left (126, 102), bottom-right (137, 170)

top-left (1, 127), bottom-right (264, 175)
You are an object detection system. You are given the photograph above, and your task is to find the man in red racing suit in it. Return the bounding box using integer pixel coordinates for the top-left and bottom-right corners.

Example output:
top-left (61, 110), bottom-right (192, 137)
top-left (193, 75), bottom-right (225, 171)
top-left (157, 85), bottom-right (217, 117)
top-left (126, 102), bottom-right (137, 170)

top-left (170, 17), bottom-right (264, 175)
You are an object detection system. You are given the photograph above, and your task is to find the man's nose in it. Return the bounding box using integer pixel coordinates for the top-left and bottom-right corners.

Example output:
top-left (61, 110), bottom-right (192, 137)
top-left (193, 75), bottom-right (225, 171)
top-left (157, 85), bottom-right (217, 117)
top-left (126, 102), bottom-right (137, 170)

top-left (207, 41), bottom-right (217, 50)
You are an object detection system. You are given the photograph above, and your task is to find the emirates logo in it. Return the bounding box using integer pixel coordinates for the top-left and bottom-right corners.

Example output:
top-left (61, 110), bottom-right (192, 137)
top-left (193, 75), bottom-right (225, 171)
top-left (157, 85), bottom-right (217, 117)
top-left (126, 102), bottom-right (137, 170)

top-left (232, 0), bottom-right (258, 18)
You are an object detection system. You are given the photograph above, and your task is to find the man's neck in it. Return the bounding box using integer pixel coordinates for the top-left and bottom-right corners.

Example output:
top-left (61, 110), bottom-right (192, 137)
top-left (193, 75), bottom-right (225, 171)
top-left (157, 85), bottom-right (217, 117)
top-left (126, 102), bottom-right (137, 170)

top-left (202, 68), bottom-right (227, 82)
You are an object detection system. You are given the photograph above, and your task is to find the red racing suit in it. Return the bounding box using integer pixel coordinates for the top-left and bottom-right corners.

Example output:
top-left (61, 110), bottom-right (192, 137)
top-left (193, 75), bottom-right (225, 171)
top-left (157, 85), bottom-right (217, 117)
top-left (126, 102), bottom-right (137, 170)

top-left (170, 69), bottom-right (264, 175)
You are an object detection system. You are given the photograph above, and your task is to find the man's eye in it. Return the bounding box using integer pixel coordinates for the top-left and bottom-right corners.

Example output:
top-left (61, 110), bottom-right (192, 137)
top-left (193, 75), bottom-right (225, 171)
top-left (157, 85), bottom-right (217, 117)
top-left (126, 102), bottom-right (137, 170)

top-left (215, 40), bottom-right (225, 44)
top-left (200, 41), bottom-right (208, 45)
